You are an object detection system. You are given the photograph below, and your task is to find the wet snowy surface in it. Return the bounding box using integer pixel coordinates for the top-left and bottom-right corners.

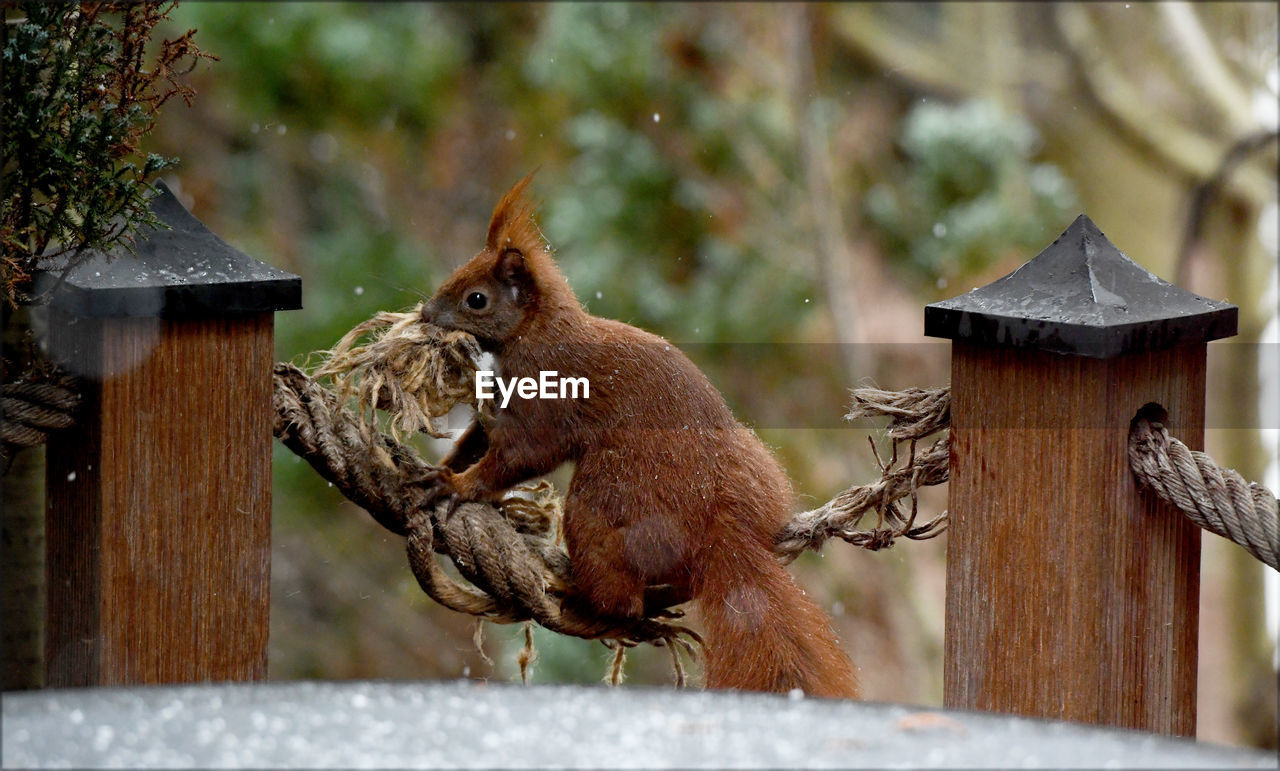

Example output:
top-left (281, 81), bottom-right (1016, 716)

top-left (924, 215), bottom-right (1237, 357)
top-left (3, 679), bottom-right (1274, 768)
top-left (38, 180), bottom-right (300, 318)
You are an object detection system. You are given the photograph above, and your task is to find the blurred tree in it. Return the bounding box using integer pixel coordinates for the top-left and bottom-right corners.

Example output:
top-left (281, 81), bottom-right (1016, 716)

top-left (526, 4), bottom-right (819, 343)
top-left (864, 99), bottom-right (1077, 291)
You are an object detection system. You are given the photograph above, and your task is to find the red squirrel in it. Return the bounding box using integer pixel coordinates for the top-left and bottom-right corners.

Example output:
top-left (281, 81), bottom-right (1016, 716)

top-left (421, 173), bottom-right (859, 698)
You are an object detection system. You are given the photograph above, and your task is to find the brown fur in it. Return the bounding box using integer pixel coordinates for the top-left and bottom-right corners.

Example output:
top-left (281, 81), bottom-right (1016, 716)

top-left (423, 174), bottom-right (859, 698)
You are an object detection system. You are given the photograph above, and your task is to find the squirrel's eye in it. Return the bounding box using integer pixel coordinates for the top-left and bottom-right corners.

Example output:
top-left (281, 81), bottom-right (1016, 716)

top-left (465, 291), bottom-right (488, 310)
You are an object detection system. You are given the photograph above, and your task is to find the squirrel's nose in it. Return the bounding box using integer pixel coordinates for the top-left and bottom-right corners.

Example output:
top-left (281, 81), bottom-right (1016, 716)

top-left (421, 297), bottom-right (454, 328)
top-left (421, 298), bottom-right (440, 325)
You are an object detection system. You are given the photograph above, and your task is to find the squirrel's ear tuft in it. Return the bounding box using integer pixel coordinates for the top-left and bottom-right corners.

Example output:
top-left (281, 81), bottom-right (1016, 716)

top-left (485, 169), bottom-right (548, 256)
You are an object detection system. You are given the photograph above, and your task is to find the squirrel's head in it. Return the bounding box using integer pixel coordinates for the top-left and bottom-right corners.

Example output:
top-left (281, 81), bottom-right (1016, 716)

top-left (423, 172), bottom-right (578, 347)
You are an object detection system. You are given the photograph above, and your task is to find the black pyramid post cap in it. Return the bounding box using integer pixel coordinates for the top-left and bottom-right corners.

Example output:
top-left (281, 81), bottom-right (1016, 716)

top-left (43, 180), bottom-right (302, 318)
top-left (923, 214), bottom-right (1237, 358)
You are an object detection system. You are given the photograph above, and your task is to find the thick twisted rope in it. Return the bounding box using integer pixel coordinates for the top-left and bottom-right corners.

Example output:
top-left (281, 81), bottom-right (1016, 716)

top-left (1, 378), bottom-right (80, 471)
top-left (273, 361), bottom-right (699, 684)
top-left (1129, 409), bottom-right (1279, 571)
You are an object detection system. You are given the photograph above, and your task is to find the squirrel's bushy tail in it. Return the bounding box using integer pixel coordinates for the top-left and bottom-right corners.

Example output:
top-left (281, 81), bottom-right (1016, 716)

top-left (698, 548), bottom-right (860, 699)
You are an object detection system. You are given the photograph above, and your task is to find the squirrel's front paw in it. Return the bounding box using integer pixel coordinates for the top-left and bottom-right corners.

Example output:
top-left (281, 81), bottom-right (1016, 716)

top-left (408, 465), bottom-right (455, 502)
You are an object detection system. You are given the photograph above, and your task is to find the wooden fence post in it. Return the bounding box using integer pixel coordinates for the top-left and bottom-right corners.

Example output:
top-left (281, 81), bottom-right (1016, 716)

top-left (43, 181), bottom-right (301, 687)
top-left (925, 215), bottom-right (1237, 735)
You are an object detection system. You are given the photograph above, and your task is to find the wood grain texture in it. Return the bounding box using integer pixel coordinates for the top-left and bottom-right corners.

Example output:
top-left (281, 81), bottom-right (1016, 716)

top-left (943, 341), bottom-right (1202, 736)
top-left (46, 310), bottom-right (272, 686)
